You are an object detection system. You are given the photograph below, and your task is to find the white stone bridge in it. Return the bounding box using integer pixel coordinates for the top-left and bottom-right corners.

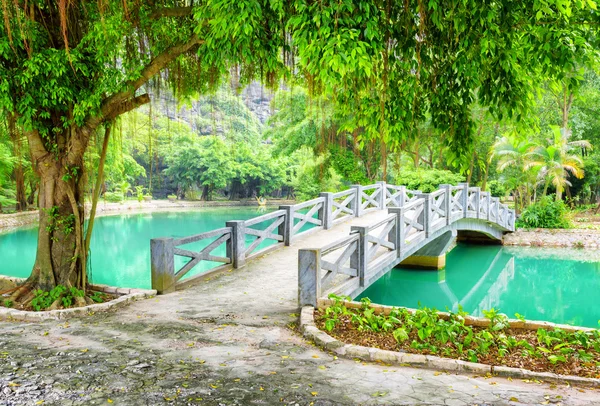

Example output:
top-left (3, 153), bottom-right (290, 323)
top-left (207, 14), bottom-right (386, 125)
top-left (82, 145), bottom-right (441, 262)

top-left (151, 182), bottom-right (515, 304)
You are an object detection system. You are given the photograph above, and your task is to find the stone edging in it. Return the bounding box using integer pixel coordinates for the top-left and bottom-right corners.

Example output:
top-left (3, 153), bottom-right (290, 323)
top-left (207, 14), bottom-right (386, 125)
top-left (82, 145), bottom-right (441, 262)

top-left (503, 229), bottom-right (600, 249)
top-left (299, 306), bottom-right (600, 388)
top-left (0, 278), bottom-right (156, 321)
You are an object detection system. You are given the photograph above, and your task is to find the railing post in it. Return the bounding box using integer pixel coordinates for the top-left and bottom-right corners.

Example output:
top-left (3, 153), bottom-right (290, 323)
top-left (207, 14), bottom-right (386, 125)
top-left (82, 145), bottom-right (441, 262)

top-left (151, 237), bottom-right (175, 294)
top-left (440, 184), bottom-right (452, 225)
top-left (416, 193), bottom-right (431, 238)
top-left (397, 186), bottom-right (406, 208)
top-left (350, 227), bottom-right (368, 287)
top-left (377, 181), bottom-right (386, 209)
top-left (483, 192), bottom-right (491, 221)
top-left (298, 249), bottom-right (321, 307)
top-left (351, 185), bottom-right (362, 217)
top-left (226, 220), bottom-right (246, 268)
top-left (320, 192), bottom-right (333, 230)
top-left (473, 187), bottom-right (481, 219)
top-left (459, 182), bottom-right (469, 218)
top-left (388, 207), bottom-right (404, 255)
top-left (279, 205), bottom-right (294, 246)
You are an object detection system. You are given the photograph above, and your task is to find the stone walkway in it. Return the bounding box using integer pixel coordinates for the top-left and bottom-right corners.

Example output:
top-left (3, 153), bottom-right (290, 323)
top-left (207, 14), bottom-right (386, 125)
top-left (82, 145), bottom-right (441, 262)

top-left (2, 212), bottom-right (600, 405)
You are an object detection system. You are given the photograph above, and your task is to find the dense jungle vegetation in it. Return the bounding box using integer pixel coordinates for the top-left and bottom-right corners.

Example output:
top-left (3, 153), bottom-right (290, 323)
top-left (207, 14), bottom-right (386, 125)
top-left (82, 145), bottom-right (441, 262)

top-left (2, 74), bottom-right (600, 211)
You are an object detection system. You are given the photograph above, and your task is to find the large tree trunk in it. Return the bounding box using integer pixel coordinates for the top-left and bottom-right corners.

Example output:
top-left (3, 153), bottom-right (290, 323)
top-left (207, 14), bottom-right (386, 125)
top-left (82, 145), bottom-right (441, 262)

top-left (18, 127), bottom-right (89, 295)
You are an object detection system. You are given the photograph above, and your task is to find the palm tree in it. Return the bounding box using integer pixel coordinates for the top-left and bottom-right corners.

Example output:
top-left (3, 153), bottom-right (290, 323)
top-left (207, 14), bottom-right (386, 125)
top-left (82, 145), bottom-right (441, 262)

top-left (526, 126), bottom-right (591, 201)
top-left (491, 135), bottom-right (538, 212)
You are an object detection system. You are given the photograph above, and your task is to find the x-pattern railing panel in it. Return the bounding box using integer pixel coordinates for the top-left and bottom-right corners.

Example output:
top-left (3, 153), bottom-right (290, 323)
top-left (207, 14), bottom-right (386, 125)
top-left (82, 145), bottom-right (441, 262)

top-left (489, 198), bottom-right (498, 222)
top-left (404, 189), bottom-right (421, 205)
top-left (402, 200), bottom-right (425, 241)
top-left (320, 235), bottom-right (359, 291)
top-left (292, 200), bottom-right (323, 235)
top-left (173, 228), bottom-right (232, 281)
top-left (366, 217), bottom-right (397, 262)
top-left (479, 193), bottom-right (489, 218)
top-left (430, 190), bottom-right (447, 228)
top-left (244, 212), bottom-right (285, 257)
top-left (450, 186), bottom-right (464, 218)
top-left (331, 189), bottom-right (356, 222)
top-left (467, 189), bottom-right (478, 212)
top-left (385, 185), bottom-right (404, 208)
top-left (360, 185), bottom-right (381, 211)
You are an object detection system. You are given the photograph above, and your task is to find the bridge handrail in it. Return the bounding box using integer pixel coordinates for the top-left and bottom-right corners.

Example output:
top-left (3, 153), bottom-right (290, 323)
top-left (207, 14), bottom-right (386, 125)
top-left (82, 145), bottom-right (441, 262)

top-left (151, 181), bottom-right (515, 294)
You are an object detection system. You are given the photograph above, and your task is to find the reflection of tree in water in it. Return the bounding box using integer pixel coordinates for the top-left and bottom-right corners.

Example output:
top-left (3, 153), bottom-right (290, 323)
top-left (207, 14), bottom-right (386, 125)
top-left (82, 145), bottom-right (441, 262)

top-left (499, 255), bottom-right (598, 327)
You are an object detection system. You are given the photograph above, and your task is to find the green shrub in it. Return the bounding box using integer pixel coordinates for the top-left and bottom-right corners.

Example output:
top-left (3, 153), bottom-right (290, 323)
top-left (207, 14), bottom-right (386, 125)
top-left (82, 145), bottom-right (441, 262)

top-left (395, 169), bottom-right (464, 193)
top-left (104, 191), bottom-right (123, 203)
top-left (516, 196), bottom-right (571, 229)
top-left (31, 285), bottom-right (86, 311)
top-left (487, 180), bottom-right (507, 198)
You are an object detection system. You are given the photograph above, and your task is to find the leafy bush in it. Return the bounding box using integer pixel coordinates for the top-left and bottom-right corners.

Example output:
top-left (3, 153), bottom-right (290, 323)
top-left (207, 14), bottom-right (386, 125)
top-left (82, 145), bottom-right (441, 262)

top-left (395, 169), bottom-right (464, 193)
top-left (318, 295), bottom-right (600, 376)
top-left (30, 285), bottom-right (86, 311)
top-left (103, 191), bottom-right (124, 203)
top-left (516, 196), bottom-right (571, 229)
top-left (487, 180), bottom-right (507, 198)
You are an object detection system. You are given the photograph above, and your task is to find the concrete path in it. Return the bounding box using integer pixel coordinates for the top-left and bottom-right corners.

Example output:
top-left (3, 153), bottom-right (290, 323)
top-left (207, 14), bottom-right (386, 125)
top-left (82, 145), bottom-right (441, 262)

top-left (1, 211), bottom-right (599, 405)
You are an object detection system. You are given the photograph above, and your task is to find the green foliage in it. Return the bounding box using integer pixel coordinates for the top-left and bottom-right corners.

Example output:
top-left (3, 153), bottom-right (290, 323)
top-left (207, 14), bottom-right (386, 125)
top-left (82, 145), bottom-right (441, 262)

top-left (90, 292), bottom-right (105, 303)
top-left (134, 186), bottom-right (146, 203)
top-left (30, 285), bottom-right (86, 311)
top-left (2, 299), bottom-right (13, 308)
top-left (516, 196), bottom-right (572, 229)
top-left (329, 145), bottom-right (369, 185)
top-left (320, 298), bottom-right (600, 370)
top-left (396, 169), bottom-right (464, 193)
top-left (486, 180), bottom-right (507, 198)
top-left (103, 192), bottom-right (124, 203)
top-left (290, 148), bottom-right (342, 201)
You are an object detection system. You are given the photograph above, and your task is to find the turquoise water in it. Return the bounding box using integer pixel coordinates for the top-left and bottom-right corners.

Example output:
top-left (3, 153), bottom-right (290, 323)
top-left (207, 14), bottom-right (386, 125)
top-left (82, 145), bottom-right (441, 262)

top-left (0, 207), bottom-right (283, 289)
top-left (357, 244), bottom-right (600, 328)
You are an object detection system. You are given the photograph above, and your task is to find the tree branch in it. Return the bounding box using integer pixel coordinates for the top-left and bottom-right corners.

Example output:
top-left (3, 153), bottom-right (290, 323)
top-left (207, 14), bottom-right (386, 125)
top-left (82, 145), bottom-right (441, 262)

top-left (104, 93), bottom-right (151, 121)
top-left (90, 34), bottom-right (203, 129)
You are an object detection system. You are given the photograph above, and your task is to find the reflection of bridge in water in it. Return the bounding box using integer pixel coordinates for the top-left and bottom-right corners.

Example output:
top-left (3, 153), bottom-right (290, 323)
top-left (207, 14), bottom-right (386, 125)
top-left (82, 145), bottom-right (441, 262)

top-left (438, 250), bottom-right (515, 316)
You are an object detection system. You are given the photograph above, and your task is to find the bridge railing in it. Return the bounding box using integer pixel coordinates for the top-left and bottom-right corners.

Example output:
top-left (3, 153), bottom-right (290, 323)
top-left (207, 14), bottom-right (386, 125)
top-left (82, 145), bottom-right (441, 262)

top-left (448, 184), bottom-right (466, 222)
top-left (298, 183), bottom-right (516, 306)
top-left (150, 227), bottom-right (233, 293)
top-left (322, 189), bottom-right (358, 226)
top-left (152, 181), bottom-right (515, 294)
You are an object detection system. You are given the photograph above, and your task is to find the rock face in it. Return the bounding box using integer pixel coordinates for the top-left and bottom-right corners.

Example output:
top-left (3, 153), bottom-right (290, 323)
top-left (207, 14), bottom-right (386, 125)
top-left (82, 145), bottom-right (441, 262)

top-left (240, 81), bottom-right (275, 124)
top-left (151, 81), bottom-right (274, 135)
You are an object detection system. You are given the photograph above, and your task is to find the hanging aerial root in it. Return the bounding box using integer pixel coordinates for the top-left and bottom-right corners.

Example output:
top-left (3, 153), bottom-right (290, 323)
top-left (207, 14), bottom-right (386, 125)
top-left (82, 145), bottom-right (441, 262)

top-left (8, 283), bottom-right (32, 302)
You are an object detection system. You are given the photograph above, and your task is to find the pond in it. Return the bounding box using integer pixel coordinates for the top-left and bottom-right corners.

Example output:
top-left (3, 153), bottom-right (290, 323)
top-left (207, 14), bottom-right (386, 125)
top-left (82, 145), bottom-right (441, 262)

top-left (357, 244), bottom-right (600, 328)
top-left (0, 207), bottom-right (279, 290)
